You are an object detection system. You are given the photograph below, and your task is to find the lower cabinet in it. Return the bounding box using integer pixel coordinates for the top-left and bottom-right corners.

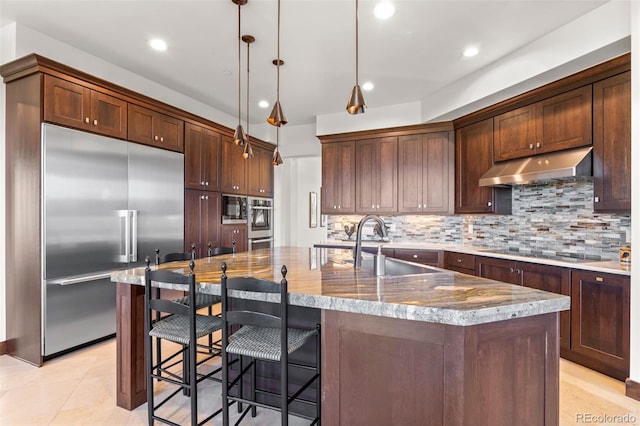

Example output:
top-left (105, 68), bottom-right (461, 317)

top-left (475, 256), bottom-right (571, 352)
top-left (392, 249), bottom-right (442, 267)
top-left (221, 224), bottom-right (248, 253)
top-left (443, 251), bottom-right (475, 275)
top-left (568, 270), bottom-right (630, 380)
top-left (184, 189), bottom-right (221, 259)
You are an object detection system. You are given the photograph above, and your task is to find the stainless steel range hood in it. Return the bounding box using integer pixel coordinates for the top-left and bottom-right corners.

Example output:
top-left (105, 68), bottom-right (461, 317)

top-left (479, 146), bottom-right (592, 187)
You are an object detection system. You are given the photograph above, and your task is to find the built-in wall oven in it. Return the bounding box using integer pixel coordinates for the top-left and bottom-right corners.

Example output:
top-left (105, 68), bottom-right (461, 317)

top-left (248, 196), bottom-right (273, 250)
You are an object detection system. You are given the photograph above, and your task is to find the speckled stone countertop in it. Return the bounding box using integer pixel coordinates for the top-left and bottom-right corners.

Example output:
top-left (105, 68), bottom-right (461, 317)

top-left (316, 240), bottom-right (631, 276)
top-left (111, 247), bottom-right (570, 327)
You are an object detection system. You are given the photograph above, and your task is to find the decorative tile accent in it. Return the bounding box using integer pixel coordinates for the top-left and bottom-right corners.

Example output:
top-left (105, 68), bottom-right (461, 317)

top-left (326, 179), bottom-right (630, 261)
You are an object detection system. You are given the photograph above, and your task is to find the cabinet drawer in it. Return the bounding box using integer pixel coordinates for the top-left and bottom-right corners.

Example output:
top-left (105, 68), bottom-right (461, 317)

top-left (444, 251), bottom-right (475, 271)
top-left (393, 249), bottom-right (441, 266)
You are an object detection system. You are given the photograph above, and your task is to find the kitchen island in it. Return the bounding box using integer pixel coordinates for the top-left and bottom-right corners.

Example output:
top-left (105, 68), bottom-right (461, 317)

top-left (111, 247), bottom-right (569, 425)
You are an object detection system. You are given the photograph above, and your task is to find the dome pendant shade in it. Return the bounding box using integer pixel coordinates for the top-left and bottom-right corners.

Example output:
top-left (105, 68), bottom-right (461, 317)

top-left (233, 124), bottom-right (247, 146)
top-left (242, 141), bottom-right (254, 159)
top-left (272, 148), bottom-right (283, 165)
top-left (346, 84), bottom-right (366, 114)
top-left (267, 100), bottom-right (288, 126)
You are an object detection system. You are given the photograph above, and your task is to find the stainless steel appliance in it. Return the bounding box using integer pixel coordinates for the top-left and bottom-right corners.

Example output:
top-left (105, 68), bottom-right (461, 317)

top-left (248, 196), bottom-right (273, 250)
top-left (221, 194), bottom-right (248, 224)
top-left (42, 124), bottom-right (184, 357)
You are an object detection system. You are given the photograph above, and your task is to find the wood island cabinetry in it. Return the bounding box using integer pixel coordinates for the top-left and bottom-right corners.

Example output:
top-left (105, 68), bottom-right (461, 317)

top-left (321, 141), bottom-right (356, 214)
top-left (398, 132), bottom-right (453, 214)
top-left (356, 137), bottom-right (398, 213)
top-left (247, 145), bottom-right (274, 197)
top-left (593, 71), bottom-right (631, 212)
top-left (128, 103), bottom-right (184, 152)
top-left (44, 74), bottom-right (127, 139)
top-left (184, 123), bottom-right (221, 191)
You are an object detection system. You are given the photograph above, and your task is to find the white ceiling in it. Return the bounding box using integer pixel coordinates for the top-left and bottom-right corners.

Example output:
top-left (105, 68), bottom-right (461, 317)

top-left (0, 0), bottom-right (608, 126)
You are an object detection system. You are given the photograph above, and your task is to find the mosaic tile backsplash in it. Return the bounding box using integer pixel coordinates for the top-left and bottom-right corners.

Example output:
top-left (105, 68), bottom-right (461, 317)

top-left (326, 178), bottom-right (630, 261)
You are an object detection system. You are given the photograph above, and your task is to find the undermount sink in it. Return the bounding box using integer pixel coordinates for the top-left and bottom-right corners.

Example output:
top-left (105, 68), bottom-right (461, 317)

top-left (360, 256), bottom-right (442, 277)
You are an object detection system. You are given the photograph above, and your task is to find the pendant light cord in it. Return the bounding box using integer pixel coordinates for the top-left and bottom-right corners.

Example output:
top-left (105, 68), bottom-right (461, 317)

top-left (355, 0), bottom-right (359, 86)
top-left (276, 0), bottom-right (281, 102)
top-left (237, 3), bottom-right (242, 126)
top-left (246, 38), bottom-right (250, 135)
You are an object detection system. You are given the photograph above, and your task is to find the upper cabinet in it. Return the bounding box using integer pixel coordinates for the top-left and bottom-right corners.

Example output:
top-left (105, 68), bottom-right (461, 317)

top-left (455, 119), bottom-right (511, 214)
top-left (493, 86), bottom-right (592, 161)
top-left (593, 71), bottom-right (631, 212)
top-left (321, 141), bottom-right (356, 214)
top-left (184, 123), bottom-right (221, 191)
top-left (44, 75), bottom-right (127, 139)
top-left (356, 137), bottom-right (398, 214)
top-left (128, 103), bottom-right (184, 152)
top-left (398, 132), bottom-right (453, 214)
top-left (247, 145), bottom-right (274, 197)
top-left (221, 135), bottom-right (247, 194)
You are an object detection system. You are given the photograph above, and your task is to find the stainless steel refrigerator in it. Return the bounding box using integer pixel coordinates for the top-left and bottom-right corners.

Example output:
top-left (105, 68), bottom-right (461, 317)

top-left (42, 124), bottom-right (184, 357)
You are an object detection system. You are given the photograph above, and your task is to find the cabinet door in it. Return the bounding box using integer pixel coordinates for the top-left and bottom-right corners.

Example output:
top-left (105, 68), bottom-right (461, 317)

top-left (128, 104), bottom-right (155, 145)
top-left (493, 104), bottom-right (540, 161)
top-left (475, 256), bottom-right (518, 284)
top-left (203, 191), bottom-right (221, 253)
top-left (90, 91), bottom-right (127, 139)
top-left (248, 145), bottom-right (273, 196)
top-left (593, 72), bottom-right (631, 212)
top-left (356, 139), bottom-right (377, 212)
top-left (571, 270), bottom-right (629, 380)
top-left (518, 262), bottom-right (571, 352)
top-left (221, 225), bottom-right (247, 253)
top-left (221, 135), bottom-right (247, 194)
top-left (356, 137), bottom-right (397, 213)
top-left (184, 189), bottom-right (204, 257)
top-left (393, 249), bottom-right (441, 267)
top-left (398, 134), bottom-right (422, 213)
top-left (443, 251), bottom-right (475, 275)
top-left (184, 124), bottom-right (205, 190)
top-left (201, 129), bottom-right (221, 192)
top-left (538, 86), bottom-right (592, 153)
top-left (44, 75), bottom-right (91, 130)
top-left (155, 113), bottom-right (184, 152)
top-left (321, 141), bottom-right (355, 214)
top-left (455, 119), bottom-right (497, 213)
top-left (422, 132), bottom-right (452, 213)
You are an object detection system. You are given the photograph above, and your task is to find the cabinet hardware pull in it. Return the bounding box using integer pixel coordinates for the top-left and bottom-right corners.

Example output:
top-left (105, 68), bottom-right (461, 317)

top-left (201, 181), bottom-right (205, 185)
top-left (529, 144), bottom-right (533, 149)
top-left (205, 181), bottom-right (209, 186)
top-left (376, 205), bottom-right (380, 209)
top-left (510, 267), bottom-right (514, 273)
top-left (200, 195), bottom-right (205, 200)
top-left (160, 137), bottom-right (164, 142)
top-left (457, 259), bottom-right (462, 263)
top-left (93, 119), bottom-right (98, 126)
top-left (516, 269), bottom-right (521, 275)
top-left (412, 255), bottom-right (418, 259)
top-left (154, 136), bottom-right (158, 141)
top-left (594, 196), bottom-right (600, 203)
top-left (487, 201), bottom-right (492, 207)
top-left (536, 142), bottom-right (541, 148)
top-left (338, 205), bottom-right (341, 209)
top-left (596, 277), bottom-right (604, 282)
top-left (85, 117), bottom-right (90, 123)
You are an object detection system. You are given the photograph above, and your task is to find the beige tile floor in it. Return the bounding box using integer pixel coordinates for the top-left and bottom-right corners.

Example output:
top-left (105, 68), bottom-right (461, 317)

top-left (1, 338), bottom-right (639, 425)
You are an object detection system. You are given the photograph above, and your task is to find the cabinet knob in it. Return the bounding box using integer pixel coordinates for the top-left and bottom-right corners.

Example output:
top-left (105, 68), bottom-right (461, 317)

top-left (85, 117), bottom-right (90, 124)
top-left (338, 205), bottom-right (341, 209)
top-left (201, 181), bottom-right (205, 185)
top-left (516, 269), bottom-right (521, 275)
top-left (412, 254), bottom-right (418, 259)
top-left (457, 258), bottom-right (462, 263)
top-left (595, 276), bottom-right (604, 282)
top-left (376, 205), bottom-right (380, 209)
top-left (487, 201), bottom-right (492, 207)
top-left (205, 195), bottom-right (209, 200)
top-left (160, 137), bottom-right (164, 142)
top-left (536, 142), bottom-right (541, 148)
top-left (333, 205), bottom-right (337, 209)
top-left (529, 144), bottom-right (533, 149)
top-left (510, 267), bottom-right (515, 273)
top-left (201, 195), bottom-right (206, 200)
top-left (594, 196), bottom-right (600, 203)
top-left (205, 181), bottom-right (209, 186)
top-left (418, 204), bottom-right (422, 208)
top-left (154, 136), bottom-right (159, 141)
top-left (93, 119), bottom-right (98, 126)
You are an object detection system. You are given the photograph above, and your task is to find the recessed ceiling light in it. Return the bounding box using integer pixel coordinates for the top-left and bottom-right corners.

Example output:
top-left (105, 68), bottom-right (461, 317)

top-left (362, 81), bottom-right (374, 91)
top-left (259, 100), bottom-right (269, 108)
top-left (463, 46), bottom-right (479, 58)
top-left (374, 2), bottom-right (395, 20)
top-left (149, 38), bottom-right (167, 52)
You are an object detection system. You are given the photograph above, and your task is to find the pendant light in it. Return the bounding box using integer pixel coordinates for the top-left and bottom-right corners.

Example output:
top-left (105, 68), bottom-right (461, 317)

top-left (267, 0), bottom-right (287, 126)
top-left (272, 126), bottom-right (284, 166)
top-left (232, 0), bottom-right (248, 146)
top-left (346, 0), bottom-right (366, 114)
top-left (242, 34), bottom-right (255, 159)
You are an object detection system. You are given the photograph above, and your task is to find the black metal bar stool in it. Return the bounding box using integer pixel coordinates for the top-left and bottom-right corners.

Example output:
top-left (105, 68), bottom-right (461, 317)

top-left (220, 262), bottom-right (321, 426)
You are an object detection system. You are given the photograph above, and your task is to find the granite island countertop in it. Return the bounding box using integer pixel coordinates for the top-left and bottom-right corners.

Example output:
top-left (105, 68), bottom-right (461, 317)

top-left (111, 246), bottom-right (570, 327)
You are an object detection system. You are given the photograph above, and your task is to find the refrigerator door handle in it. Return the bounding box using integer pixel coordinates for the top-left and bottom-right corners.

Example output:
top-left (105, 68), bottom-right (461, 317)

top-left (47, 271), bottom-right (114, 286)
top-left (118, 210), bottom-right (130, 263)
top-left (130, 210), bottom-right (138, 262)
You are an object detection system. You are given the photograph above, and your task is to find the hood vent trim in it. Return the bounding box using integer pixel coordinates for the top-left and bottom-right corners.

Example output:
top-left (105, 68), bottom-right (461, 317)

top-left (479, 146), bottom-right (593, 187)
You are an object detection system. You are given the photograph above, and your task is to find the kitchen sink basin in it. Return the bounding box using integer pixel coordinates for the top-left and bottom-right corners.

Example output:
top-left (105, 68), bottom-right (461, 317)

top-left (360, 256), bottom-right (442, 277)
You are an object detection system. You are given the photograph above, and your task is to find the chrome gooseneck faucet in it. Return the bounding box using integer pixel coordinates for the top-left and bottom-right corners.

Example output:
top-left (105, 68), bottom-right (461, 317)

top-left (353, 215), bottom-right (388, 267)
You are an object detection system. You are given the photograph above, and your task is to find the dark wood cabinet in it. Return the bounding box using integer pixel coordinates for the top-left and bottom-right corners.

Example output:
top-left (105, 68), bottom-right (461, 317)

top-left (493, 104), bottom-right (539, 161)
top-left (44, 74), bottom-right (127, 139)
top-left (593, 71), bottom-right (631, 212)
top-left (455, 119), bottom-right (511, 214)
top-left (398, 132), bottom-right (453, 214)
top-left (569, 270), bottom-right (630, 381)
top-left (538, 85), bottom-right (592, 154)
top-left (475, 256), bottom-right (571, 352)
top-left (321, 141), bottom-right (356, 214)
top-left (356, 137), bottom-right (397, 213)
top-left (221, 224), bottom-right (248, 253)
top-left (128, 103), bottom-right (184, 152)
top-left (221, 136), bottom-right (248, 194)
top-left (443, 251), bottom-right (475, 275)
top-left (184, 189), bottom-right (221, 259)
top-left (184, 123), bottom-right (221, 191)
top-left (247, 145), bottom-right (274, 197)
top-left (392, 249), bottom-right (442, 267)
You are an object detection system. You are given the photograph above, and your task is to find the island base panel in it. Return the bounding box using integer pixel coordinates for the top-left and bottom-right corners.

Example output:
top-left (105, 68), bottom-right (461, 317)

top-left (322, 311), bottom-right (559, 426)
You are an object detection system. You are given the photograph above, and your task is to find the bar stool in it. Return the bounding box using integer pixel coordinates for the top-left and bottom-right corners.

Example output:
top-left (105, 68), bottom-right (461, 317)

top-left (220, 262), bottom-right (321, 426)
top-left (144, 257), bottom-right (222, 425)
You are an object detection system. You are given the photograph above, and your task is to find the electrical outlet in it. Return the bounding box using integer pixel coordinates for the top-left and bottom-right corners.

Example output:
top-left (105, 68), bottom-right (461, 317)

top-left (626, 229), bottom-right (631, 243)
top-left (468, 223), bottom-right (474, 234)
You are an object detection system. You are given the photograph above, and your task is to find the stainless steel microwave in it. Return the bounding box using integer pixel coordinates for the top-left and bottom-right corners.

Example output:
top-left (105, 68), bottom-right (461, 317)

top-left (221, 194), bottom-right (248, 224)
